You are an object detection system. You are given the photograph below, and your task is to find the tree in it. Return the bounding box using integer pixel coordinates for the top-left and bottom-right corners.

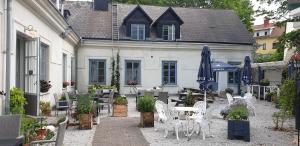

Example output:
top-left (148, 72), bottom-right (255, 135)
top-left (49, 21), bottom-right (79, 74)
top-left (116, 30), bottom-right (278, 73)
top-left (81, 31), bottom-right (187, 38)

top-left (111, 57), bottom-right (116, 86)
top-left (115, 52), bottom-right (121, 93)
top-left (255, 0), bottom-right (288, 20)
top-left (112, 0), bottom-right (254, 31)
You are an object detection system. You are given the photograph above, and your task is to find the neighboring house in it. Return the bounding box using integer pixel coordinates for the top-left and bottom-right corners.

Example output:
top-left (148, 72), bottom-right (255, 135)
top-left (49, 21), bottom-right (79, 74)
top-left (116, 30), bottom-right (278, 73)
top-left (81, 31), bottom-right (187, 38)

top-left (0, 0), bottom-right (80, 115)
top-left (64, 0), bottom-right (254, 94)
top-left (253, 18), bottom-right (285, 55)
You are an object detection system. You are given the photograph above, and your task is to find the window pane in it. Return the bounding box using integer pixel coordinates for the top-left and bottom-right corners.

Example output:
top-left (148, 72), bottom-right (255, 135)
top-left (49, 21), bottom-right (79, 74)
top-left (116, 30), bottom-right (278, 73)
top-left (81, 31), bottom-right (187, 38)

top-left (127, 62), bottom-right (132, 69)
top-left (133, 62), bottom-right (139, 69)
top-left (163, 70), bottom-right (168, 76)
top-left (170, 69), bottom-right (176, 76)
top-left (162, 61), bottom-right (177, 85)
top-left (170, 76), bottom-right (176, 83)
top-left (89, 60), bottom-right (106, 84)
top-left (228, 72), bottom-right (234, 83)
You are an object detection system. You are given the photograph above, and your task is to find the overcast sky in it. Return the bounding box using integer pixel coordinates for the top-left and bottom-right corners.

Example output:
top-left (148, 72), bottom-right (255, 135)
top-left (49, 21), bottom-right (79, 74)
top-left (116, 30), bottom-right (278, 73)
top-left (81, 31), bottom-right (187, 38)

top-left (66, 0), bottom-right (280, 25)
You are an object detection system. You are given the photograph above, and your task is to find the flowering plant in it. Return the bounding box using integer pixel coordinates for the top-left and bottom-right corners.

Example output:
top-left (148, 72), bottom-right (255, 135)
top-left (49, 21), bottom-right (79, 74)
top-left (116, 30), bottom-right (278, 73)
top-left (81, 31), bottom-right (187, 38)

top-left (40, 80), bottom-right (52, 93)
top-left (63, 81), bottom-right (70, 88)
top-left (127, 80), bottom-right (137, 85)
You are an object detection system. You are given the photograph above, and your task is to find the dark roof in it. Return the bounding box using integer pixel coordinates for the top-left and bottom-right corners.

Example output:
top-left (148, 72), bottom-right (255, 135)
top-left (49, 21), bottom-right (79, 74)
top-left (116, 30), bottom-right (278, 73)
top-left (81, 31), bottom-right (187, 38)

top-left (123, 5), bottom-right (153, 24)
top-left (153, 7), bottom-right (184, 25)
top-left (64, 2), bottom-right (254, 44)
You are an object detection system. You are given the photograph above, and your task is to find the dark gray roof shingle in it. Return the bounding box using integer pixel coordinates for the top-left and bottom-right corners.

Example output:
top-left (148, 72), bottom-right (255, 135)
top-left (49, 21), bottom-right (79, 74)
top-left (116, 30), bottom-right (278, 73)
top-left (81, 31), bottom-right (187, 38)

top-left (64, 2), bottom-right (254, 44)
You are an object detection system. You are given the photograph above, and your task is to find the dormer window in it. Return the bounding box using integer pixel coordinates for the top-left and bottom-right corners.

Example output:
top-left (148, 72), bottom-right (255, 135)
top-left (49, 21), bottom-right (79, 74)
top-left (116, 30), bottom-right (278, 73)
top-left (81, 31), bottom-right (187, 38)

top-left (162, 25), bottom-right (175, 41)
top-left (131, 24), bottom-right (145, 40)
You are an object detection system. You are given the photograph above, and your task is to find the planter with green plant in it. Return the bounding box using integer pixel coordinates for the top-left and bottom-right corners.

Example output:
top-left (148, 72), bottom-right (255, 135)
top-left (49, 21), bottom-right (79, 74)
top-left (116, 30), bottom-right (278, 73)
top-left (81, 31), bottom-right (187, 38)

top-left (183, 90), bottom-right (195, 107)
top-left (77, 95), bottom-right (93, 129)
top-left (40, 101), bottom-right (51, 116)
top-left (260, 79), bottom-right (270, 86)
top-left (113, 96), bottom-right (128, 117)
top-left (137, 95), bottom-right (155, 127)
top-left (227, 105), bottom-right (250, 142)
top-left (10, 87), bottom-right (27, 114)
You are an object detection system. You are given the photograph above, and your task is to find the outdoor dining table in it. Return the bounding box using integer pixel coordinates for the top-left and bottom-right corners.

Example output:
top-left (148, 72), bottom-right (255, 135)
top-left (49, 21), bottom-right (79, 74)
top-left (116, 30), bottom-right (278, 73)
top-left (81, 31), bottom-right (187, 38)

top-left (179, 92), bottom-right (204, 100)
top-left (173, 106), bottom-right (199, 141)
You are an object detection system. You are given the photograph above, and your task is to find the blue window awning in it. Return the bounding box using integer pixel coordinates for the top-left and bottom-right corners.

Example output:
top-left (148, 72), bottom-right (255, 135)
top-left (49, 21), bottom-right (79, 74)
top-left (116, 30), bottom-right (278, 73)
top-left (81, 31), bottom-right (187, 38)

top-left (212, 61), bottom-right (239, 72)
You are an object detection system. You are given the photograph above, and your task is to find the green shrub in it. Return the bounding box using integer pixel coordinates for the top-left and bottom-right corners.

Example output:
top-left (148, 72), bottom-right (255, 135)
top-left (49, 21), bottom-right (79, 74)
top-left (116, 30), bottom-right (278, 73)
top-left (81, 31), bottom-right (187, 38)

top-left (260, 79), bottom-right (270, 86)
top-left (279, 79), bottom-right (296, 114)
top-left (21, 116), bottom-right (40, 144)
top-left (225, 88), bottom-right (234, 95)
top-left (272, 111), bottom-right (290, 130)
top-left (137, 95), bottom-right (155, 112)
top-left (76, 95), bottom-right (92, 114)
top-left (113, 96), bottom-right (128, 105)
top-left (183, 90), bottom-right (195, 107)
top-left (88, 86), bottom-right (96, 96)
top-left (10, 87), bottom-right (27, 114)
top-left (256, 52), bottom-right (283, 63)
top-left (227, 106), bottom-right (249, 121)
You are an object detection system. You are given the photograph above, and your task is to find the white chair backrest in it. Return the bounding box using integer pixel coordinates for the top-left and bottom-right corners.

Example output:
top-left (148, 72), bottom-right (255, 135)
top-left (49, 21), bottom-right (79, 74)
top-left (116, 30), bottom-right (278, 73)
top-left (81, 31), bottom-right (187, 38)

top-left (226, 93), bottom-right (233, 105)
top-left (155, 100), bottom-right (167, 122)
top-left (193, 101), bottom-right (206, 115)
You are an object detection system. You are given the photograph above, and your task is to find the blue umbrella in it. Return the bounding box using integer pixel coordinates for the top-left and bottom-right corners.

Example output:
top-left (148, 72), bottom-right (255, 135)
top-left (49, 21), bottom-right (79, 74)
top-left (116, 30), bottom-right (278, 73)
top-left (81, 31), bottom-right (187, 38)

top-left (288, 61), bottom-right (295, 78)
top-left (198, 46), bottom-right (214, 107)
top-left (242, 56), bottom-right (252, 93)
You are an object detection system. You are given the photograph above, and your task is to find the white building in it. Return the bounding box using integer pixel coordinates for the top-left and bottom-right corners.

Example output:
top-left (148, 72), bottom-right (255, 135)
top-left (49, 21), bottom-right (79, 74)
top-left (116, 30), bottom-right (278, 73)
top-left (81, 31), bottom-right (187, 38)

top-left (65, 1), bottom-right (254, 95)
top-left (0, 0), bottom-right (80, 115)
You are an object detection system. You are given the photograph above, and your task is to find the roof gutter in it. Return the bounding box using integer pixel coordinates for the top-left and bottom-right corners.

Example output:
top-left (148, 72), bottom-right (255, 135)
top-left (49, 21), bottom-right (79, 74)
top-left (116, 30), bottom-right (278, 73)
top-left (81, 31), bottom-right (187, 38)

top-left (5, 0), bottom-right (12, 114)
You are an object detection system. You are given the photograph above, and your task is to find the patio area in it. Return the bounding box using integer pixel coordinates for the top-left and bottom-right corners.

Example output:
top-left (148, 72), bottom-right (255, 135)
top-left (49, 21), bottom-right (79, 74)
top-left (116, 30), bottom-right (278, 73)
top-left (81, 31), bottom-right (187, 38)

top-left (58, 96), bottom-right (297, 146)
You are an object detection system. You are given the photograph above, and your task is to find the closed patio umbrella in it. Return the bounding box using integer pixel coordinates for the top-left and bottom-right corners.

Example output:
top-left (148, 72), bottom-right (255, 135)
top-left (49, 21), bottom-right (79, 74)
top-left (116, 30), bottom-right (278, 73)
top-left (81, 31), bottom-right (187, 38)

top-left (242, 56), bottom-right (252, 93)
top-left (197, 46), bottom-right (214, 108)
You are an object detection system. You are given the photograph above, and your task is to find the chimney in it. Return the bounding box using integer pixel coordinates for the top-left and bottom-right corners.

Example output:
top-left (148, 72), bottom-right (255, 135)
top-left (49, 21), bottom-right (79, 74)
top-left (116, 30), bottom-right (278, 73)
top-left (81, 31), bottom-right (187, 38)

top-left (94, 0), bottom-right (109, 11)
top-left (264, 17), bottom-right (270, 27)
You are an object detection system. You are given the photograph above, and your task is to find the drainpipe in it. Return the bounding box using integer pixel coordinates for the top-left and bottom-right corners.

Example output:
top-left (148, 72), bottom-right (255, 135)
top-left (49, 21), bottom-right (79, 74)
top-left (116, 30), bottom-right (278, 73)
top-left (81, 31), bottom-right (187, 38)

top-left (5, 0), bottom-right (12, 114)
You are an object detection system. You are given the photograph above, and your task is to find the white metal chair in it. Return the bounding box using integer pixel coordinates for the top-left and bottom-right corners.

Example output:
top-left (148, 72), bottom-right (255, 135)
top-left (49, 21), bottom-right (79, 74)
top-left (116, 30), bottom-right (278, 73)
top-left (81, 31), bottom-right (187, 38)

top-left (190, 101), bottom-right (207, 140)
top-left (226, 93), bottom-right (234, 105)
top-left (155, 100), bottom-right (183, 140)
top-left (244, 92), bottom-right (256, 116)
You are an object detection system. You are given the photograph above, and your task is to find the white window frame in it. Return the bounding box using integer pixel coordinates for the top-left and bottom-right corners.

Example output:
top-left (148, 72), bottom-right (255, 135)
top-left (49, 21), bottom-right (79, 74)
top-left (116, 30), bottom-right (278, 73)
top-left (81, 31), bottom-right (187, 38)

top-left (162, 24), bottom-right (175, 41)
top-left (131, 24), bottom-right (145, 40)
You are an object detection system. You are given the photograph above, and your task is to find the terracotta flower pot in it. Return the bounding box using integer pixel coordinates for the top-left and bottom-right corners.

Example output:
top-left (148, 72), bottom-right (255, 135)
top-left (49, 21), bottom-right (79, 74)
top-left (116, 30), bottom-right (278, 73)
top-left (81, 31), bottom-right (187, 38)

top-left (113, 104), bottom-right (128, 117)
top-left (79, 114), bottom-right (92, 130)
top-left (37, 129), bottom-right (47, 138)
top-left (140, 112), bottom-right (154, 127)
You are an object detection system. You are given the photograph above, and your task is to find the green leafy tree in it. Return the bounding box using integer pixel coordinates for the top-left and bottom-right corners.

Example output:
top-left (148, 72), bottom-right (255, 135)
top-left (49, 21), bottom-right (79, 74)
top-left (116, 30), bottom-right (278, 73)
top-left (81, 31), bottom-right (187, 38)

top-left (279, 79), bottom-right (296, 114)
top-left (10, 87), bottom-right (27, 114)
top-left (255, 0), bottom-right (288, 20)
top-left (115, 52), bottom-right (121, 93)
top-left (111, 57), bottom-right (116, 86)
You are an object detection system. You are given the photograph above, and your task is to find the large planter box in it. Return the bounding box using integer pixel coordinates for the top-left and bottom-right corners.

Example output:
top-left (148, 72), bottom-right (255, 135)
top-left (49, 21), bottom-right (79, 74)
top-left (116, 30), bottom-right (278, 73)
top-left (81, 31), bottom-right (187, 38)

top-left (113, 104), bottom-right (128, 117)
top-left (140, 112), bottom-right (154, 127)
top-left (228, 120), bottom-right (250, 142)
top-left (79, 114), bottom-right (92, 130)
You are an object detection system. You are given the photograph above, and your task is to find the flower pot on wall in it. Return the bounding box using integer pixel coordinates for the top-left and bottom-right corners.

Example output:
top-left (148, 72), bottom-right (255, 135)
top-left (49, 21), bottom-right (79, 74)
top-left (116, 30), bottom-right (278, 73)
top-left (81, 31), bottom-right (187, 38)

top-left (140, 112), bottom-right (154, 127)
top-left (113, 104), bottom-right (128, 117)
top-left (79, 114), bottom-right (92, 130)
top-left (227, 120), bottom-right (250, 142)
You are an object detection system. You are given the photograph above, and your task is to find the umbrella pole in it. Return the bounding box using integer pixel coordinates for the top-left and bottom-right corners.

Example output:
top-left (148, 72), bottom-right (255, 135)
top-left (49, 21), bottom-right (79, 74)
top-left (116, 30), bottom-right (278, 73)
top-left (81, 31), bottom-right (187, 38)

top-left (204, 90), bottom-right (207, 109)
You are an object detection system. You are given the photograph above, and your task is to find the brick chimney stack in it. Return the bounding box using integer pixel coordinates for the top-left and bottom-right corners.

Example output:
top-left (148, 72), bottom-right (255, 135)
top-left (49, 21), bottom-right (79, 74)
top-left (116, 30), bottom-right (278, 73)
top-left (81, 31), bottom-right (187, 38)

top-left (264, 17), bottom-right (270, 27)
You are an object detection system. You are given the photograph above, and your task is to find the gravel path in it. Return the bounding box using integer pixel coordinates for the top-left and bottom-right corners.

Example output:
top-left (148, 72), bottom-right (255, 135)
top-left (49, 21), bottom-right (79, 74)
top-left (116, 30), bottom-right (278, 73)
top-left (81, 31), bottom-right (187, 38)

top-left (64, 125), bottom-right (97, 146)
top-left (141, 98), bottom-right (297, 146)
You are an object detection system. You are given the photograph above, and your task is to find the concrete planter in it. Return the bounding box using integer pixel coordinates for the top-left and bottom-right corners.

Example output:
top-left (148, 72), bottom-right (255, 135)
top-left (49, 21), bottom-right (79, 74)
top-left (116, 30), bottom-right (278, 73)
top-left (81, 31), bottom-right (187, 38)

top-left (228, 120), bottom-right (250, 142)
top-left (140, 112), bottom-right (154, 127)
top-left (113, 104), bottom-right (128, 117)
top-left (79, 114), bottom-right (92, 130)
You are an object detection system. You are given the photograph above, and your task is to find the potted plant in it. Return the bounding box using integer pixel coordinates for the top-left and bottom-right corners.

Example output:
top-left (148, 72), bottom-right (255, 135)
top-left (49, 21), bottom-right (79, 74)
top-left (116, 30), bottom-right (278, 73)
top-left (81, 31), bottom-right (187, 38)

top-left (183, 90), bottom-right (195, 107)
top-left (63, 81), bottom-right (70, 88)
top-left (10, 87), bottom-right (27, 114)
top-left (113, 96), bottom-right (128, 117)
top-left (227, 105), bottom-right (250, 142)
top-left (137, 95), bottom-right (155, 127)
top-left (77, 95), bottom-right (92, 130)
top-left (40, 80), bottom-right (52, 93)
top-left (40, 101), bottom-right (51, 116)
top-left (260, 79), bottom-right (270, 86)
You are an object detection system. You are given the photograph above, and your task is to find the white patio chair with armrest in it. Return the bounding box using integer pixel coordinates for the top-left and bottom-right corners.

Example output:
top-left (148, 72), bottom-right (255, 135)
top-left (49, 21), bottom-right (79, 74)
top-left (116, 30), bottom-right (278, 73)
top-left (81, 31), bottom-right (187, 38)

top-left (226, 93), bottom-right (234, 105)
top-left (54, 93), bottom-right (69, 116)
top-left (162, 106), bottom-right (184, 140)
top-left (244, 92), bottom-right (256, 116)
top-left (29, 117), bottom-right (68, 146)
top-left (155, 100), bottom-right (168, 131)
top-left (0, 115), bottom-right (24, 146)
top-left (190, 101), bottom-right (207, 140)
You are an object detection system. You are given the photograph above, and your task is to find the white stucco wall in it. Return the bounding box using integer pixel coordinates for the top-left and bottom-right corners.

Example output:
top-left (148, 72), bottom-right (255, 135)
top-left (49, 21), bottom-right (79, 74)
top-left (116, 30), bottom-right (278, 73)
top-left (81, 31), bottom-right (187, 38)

top-left (78, 41), bottom-right (253, 95)
top-left (4, 1), bottom-right (78, 106)
top-left (264, 69), bottom-right (282, 86)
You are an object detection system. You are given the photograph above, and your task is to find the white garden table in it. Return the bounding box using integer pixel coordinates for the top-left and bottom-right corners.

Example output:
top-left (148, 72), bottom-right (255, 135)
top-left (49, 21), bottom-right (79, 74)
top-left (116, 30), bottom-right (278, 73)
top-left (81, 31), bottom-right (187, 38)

top-left (173, 107), bottom-right (199, 141)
